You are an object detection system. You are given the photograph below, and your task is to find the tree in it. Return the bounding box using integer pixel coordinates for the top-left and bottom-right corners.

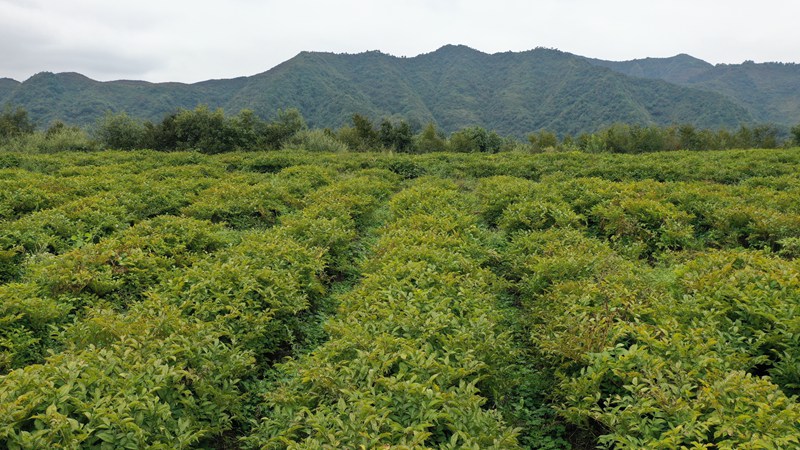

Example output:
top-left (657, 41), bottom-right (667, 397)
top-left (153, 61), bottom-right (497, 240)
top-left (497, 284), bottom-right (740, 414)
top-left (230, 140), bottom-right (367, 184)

top-left (630, 125), bottom-right (667, 152)
top-left (733, 125), bottom-right (753, 149)
top-left (393, 121), bottom-right (414, 152)
top-left (172, 105), bottom-right (233, 153)
top-left (93, 111), bottom-right (145, 150)
top-left (378, 119), bottom-right (394, 149)
top-left (792, 123), bottom-right (800, 146)
top-left (678, 124), bottom-right (701, 150)
top-left (350, 114), bottom-right (378, 151)
top-left (449, 126), bottom-right (503, 153)
top-left (142, 112), bottom-right (180, 151)
top-left (378, 119), bottom-right (413, 152)
top-left (229, 109), bottom-right (262, 150)
top-left (751, 124), bottom-right (780, 149)
top-left (528, 130), bottom-right (558, 151)
top-left (413, 122), bottom-right (446, 153)
top-left (262, 108), bottom-right (307, 149)
top-left (0, 105), bottom-right (35, 140)
top-left (602, 123), bottom-right (634, 153)
top-left (577, 132), bottom-right (607, 153)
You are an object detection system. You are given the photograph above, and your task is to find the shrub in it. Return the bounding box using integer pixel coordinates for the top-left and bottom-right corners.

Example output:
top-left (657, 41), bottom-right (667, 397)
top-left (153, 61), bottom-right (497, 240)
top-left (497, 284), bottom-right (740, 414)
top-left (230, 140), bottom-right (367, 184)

top-left (284, 129), bottom-right (349, 153)
top-left (3, 128), bottom-right (99, 153)
top-left (93, 112), bottom-right (146, 150)
top-left (590, 196), bottom-right (697, 258)
top-left (0, 299), bottom-right (254, 448)
top-left (181, 177), bottom-right (296, 229)
top-left (497, 199), bottom-right (584, 233)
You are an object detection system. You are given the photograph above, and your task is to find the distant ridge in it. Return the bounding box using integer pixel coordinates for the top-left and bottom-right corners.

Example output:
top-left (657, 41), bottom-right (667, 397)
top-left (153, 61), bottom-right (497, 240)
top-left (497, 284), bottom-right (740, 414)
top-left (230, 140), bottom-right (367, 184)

top-left (585, 55), bottom-right (800, 125)
top-left (4, 46), bottom-right (796, 136)
top-left (584, 54), bottom-right (714, 84)
top-left (0, 78), bottom-right (21, 103)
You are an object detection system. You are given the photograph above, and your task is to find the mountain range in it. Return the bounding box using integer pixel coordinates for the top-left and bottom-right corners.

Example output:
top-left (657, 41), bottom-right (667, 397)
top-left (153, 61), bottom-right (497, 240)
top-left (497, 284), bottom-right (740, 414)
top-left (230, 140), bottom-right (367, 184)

top-left (2, 45), bottom-right (799, 137)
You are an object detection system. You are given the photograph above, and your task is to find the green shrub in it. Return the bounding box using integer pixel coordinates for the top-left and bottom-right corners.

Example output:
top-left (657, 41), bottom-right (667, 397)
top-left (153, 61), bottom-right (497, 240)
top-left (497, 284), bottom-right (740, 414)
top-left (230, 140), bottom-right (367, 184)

top-left (497, 199), bottom-right (584, 233)
top-left (93, 112), bottom-right (146, 150)
top-left (24, 216), bottom-right (231, 307)
top-left (0, 299), bottom-right (254, 448)
top-left (590, 196), bottom-right (697, 258)
top-left (562, 342), bottom-right (800, 449)
top-left (284, 129), bottom-right (349, 153)
top-left (181, 177), bottom-right (296, 229)
top-left (245, 179), bottom-right (520, 448)
top-left (3, 128), bottom-right (99, 153)
top-left (157, 230), bottom-right (327, 361)
top-left (0, 283), bottom-right (71, 372)
top-left (474, 176), bottom-right (539, 226)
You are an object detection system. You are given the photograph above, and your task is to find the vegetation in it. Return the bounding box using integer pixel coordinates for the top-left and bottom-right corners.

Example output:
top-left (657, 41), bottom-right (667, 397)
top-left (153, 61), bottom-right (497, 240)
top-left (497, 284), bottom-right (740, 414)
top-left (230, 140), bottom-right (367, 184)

top-left (1, 144), bottom-right (800, 448)
top-left (2, 105), bottom-right (798, 155)
top-left (2, 46), bottom-right (780, 136)
top-left (589, 54), bottom-right (800, 126)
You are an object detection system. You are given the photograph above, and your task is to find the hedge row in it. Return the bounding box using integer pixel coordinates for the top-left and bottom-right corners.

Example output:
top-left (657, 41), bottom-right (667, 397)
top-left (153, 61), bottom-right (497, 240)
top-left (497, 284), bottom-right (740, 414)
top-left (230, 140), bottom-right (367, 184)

top-left (245, 178), bottom-right (521, 448)
top-left (0, 169), bottom-right (399, 448)
top-left (475, 174), bottom-right (800, 261)
top-left (478, 186), bottom-right (800, 449)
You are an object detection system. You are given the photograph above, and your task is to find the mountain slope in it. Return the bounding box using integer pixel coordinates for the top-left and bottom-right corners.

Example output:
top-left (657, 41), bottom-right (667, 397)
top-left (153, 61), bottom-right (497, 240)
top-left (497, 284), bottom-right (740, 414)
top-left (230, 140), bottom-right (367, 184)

top-left (686, 62), bottom-right (800, 124)
top-left (224, 45), bottom-right (752, 136)
top-left (1, 46), bottom-right (759, 136)
top-left (585, 54), bottom-right (714, 84)
top-left (405, 46), bottom-right (750, 136)
top-left (3, 71), bottom-right (248, 127)
top-left (0, 78), bottom-right (21, 105)
top-left (586, 55), bottom-right (800, 125)
top-left (224, 50), bottom-right (437, 128)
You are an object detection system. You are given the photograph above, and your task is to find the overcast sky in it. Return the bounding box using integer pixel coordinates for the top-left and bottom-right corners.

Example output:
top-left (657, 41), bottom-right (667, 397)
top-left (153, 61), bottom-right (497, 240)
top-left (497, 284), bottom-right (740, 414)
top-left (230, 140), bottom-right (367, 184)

top-left (1, 0), bottom-right (798, 83)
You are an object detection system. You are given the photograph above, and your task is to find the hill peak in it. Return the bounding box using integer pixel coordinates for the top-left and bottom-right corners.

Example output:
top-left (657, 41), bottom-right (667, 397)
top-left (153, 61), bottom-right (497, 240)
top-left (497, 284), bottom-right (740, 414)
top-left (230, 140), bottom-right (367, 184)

top-left (426, 44), bottom-right (486, 57)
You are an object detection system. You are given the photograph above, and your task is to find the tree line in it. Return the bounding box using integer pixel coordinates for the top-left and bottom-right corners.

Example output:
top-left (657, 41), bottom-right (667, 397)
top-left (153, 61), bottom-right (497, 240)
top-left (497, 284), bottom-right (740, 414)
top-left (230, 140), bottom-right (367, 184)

top-left (2, 103), bottom-right (800, 154)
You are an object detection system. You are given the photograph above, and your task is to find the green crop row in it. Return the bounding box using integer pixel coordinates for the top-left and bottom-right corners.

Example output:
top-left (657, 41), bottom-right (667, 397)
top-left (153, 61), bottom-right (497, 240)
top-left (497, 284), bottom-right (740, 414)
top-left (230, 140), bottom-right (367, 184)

top-left (0, 167), bottom-right (400, 448)
top-left (2, 148), bottom-right (800, 448)
top-left (475, 173), bottom-right (800, 261)
top-left (4, 148), bottom-right (800, 183)
top-left (490, 216), bottom-right (800, 446)
top-left (244, 178), bottom-right (521, 449)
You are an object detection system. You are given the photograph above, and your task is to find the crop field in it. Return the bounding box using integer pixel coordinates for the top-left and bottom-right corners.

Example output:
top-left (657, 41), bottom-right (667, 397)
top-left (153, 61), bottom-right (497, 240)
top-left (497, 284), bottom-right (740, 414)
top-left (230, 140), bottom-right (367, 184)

top-left (1, 148), bottom-right (800, 448)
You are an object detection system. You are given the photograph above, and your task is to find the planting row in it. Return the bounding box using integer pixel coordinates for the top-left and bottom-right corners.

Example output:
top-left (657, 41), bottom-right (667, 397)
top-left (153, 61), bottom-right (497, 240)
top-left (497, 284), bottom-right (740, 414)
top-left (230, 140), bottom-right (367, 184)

top-left (475, 174), bottom-right (800, 261)
top-left (0, 169), bottom-right (398, 448)
top-left (244, 178), bottom-right (522, 448)
top-left (480, 183), bottom-right (800, 447)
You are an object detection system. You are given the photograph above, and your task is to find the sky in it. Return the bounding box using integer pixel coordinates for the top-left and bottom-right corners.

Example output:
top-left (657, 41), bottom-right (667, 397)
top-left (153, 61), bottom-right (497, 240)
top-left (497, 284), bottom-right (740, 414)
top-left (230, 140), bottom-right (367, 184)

top-left (1, 0), bottom-right (798, 83)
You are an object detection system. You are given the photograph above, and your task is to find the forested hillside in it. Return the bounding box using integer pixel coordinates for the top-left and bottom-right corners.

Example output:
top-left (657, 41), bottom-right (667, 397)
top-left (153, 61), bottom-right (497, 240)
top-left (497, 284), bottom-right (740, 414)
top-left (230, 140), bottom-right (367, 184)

top-left (2, 148), bottom-right (800, 448)
top-left (0, 46), bottom-right (758, 136)
top-left (0, 79), bottom-right (20, 101)
top-left (588, 55), bottom-right (800, 125)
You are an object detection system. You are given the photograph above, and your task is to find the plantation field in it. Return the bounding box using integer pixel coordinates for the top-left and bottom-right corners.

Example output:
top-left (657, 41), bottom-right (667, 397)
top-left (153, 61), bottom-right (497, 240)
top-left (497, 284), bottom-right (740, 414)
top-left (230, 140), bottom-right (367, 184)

top-left (1, 148), bottom-right (800, 448)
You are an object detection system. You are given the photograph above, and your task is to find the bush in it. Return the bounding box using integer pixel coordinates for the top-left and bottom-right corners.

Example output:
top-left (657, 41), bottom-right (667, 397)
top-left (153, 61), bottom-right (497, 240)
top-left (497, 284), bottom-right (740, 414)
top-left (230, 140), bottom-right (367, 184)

top-left (2, 128), bottom-right (99, 153)
top-left (93, 112), bottom-right (146, 150)
top-left (24, 216), bottom-right (231, 306)
top-left (157, 230), bottom-right (327, 361)
top-left (284, 129), bottom-right (349, 153)
top-left (245, 179), bottom-right (520, 448)
top-left (0, 105), bottom-right (35, 141)
top-left (590, 196), bottom-right (697, 258)
top-left (0, 299), bottom-right (254, 448)
top-left (497, 199), bottom-right (584, 233)
top-left (181, 176), bottom-right (297, 229)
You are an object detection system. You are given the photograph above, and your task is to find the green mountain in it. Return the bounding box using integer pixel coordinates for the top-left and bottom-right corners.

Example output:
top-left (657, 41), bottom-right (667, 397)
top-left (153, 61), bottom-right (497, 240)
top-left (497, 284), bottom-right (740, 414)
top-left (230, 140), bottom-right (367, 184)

top-left (587, 55), bottom-right (800, 125)
top-left (2, 71), bottom-right (248, 127)
top-left (0, 78), bottom-right (21, 104)
top-left (1, 46), bottom-right (761, 136)
top-left (586, 54), bottom-right (714, 84)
